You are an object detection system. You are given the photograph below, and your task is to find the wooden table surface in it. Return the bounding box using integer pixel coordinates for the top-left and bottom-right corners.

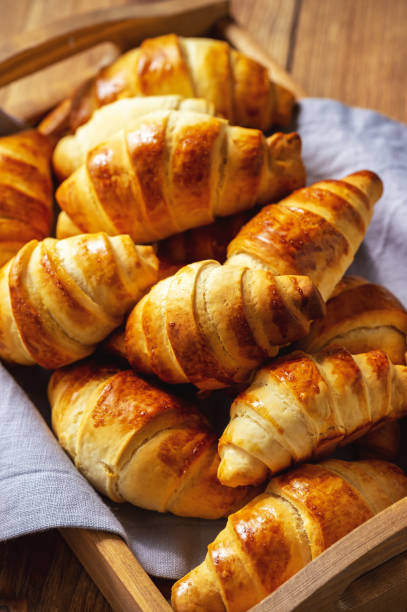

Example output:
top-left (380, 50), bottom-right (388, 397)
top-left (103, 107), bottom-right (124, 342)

top-left (1, 1), bottom-right (406, 610)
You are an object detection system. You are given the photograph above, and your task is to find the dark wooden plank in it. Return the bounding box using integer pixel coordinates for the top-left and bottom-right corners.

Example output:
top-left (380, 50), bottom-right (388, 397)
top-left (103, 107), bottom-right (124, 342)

top-left (60, 530), bottom-right (172, 612)
top-left (0, 531), bottom-right (112, 611)
top-left (0, 0), bottom-right (126, 120)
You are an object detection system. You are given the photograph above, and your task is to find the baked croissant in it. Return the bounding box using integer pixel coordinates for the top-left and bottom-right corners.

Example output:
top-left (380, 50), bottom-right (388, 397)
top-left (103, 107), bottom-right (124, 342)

top-left (298, 275), bottom-right (407, 363)
top-left (56, 209), bottom-right (252, 271)
top-left (172, 459), bottom-right (407, 612)
top-left (57, 209), bottom-right (252, 283)
top-left (53, 95), bottom-right (214, 179)
top-left (0, 129), bottom-right (53, 267)
top-left (49, 360), bottom-right (255, 518)
top-left (218, 347), bottom-right (407, 487)
top-left (39, 34), bottom-right (295, 136)
top-left (125, 260), bottom-right (324, 390)
top-left (0, 233), bottom-right (158, 368)
top-left (296, 275), bottom-right (407, 462)
top-left (56, 110), bottom-right (305, 243)
top-left (227, 171), bottom-right (383, 300)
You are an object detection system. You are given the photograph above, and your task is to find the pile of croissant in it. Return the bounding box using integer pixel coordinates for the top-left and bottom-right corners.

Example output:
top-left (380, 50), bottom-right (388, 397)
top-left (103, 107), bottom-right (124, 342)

top-left (3, 33), bottom-right (407, 612)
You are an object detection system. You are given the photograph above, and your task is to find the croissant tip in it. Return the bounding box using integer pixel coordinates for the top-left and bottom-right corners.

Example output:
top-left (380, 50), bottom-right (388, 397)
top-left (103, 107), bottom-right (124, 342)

top-left (343, 170), bottom-right (384, 203)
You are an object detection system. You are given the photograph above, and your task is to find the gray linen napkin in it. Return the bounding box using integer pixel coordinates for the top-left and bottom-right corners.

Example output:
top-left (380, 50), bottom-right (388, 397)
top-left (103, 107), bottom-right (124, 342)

top-left (0, 98), bottom-right (406, 580)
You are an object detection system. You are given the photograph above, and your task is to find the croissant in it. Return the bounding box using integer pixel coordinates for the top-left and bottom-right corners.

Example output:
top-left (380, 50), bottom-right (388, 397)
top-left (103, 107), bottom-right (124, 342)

top-left (57, 209), bottom-right (252, 282)
top-left (298, 275), bottom-right (407, 363)
top-left (39, 34), bottom-right (295, 136)
top-left (296, 275), bottom-right (407, 461)
top-left (0, 233), bottom-right (158, 368)
top-left (125, 260), bottom-right (324, 390)
top-left (0, 129), bottom-right (53, 267)
top-left (172, 459), bottom-right (407, 612)
top-left (56, 110), bottom-right (305, 243)
top-left (53, 95), bottom-right (214, 179)
top-left (218, 347), bottom-right (407, 487)
top-left (49, 359), bottom-right (255, 519)
top-left (227, 171), bottom-right (383, 300)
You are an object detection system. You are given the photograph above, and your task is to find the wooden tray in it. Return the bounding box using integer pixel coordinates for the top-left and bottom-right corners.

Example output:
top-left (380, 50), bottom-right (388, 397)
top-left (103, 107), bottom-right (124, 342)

top-left (1, 1), bottom-right (407, 610)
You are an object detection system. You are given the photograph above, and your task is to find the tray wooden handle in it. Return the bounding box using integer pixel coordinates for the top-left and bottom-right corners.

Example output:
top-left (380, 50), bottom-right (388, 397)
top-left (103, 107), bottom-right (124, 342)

top-left (60, 529), bottom-right (171, 612)
top-left (0, 0), bottom-right (228, 88)
top-left (218, 18), bottom-right (306, 98)
top-left (253, 495), bottom-right (407, 611)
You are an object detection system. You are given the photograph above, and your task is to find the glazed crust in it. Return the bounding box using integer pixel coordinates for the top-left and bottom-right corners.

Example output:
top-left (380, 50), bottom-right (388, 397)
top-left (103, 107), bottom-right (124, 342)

top-left (39, 34), bottom-right (296, 136)
top-left (56, 110), bottom-right (305, 243)
top-left (297, 275), bottom-right (407, 461)
top-left (49, 359), bottom-right (255, 518)
top-left (56, 204), bottom-right (251, 280)
top-left (0, 129), bottom-right (53, 267)
top-left (298, 275), bottom-right (407, 364)
top-left (218, 347), bottom-right (407, 487)
top-left (125, 260), bottom-right (325, 390)
top-left (171, 459), bottom-right (407, 612)
top-left (0, 233), bottom-right (158, 368)
top-left (52, 95), bottom-right (215, 179)
top-left (227, 171), bottom-right (383, 300)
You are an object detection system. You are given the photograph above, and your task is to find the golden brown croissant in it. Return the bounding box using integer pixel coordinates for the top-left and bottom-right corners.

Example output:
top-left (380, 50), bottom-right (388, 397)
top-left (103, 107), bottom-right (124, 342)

top-left (296, 275), bottom-right (406, 462)
top-left (125, 260), bottom-right (324, 390)
top-left (49, 359), bottom-right (255, 519)
top-left (226, 171), bottom-right (383, 300)
top-left (53, 95), bottom-right (215, 179)
top-left (56, 110), bottom-right (305, 243)
top-left (39, 34), bottom-right (295, 136)
top-left (218, 347), bottom-right (407, 487)
top-left (172, 459), bottom-right (407, 612)
top-left (298, 275), bottom-right (407, 363)
top-left (0, 129), bottom-right (53, 267)
top-left (56, 209), bottom-right (252, 272)
top-left (0, 233), bottom-right (158, 368)
top-left (57, 209), bottom-right (252, 284)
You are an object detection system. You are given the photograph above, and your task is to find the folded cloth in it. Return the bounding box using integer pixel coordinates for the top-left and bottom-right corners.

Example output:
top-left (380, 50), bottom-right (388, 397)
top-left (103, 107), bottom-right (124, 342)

top-left (0, 98), bottom-right (406, 580)
top-left (299, 99), bottom-right (407, 304)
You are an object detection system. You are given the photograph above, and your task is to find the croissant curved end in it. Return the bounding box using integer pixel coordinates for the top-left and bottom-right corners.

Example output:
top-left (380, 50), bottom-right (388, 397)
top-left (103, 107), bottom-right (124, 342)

top-left (343, 170), bottom-right (383, 204)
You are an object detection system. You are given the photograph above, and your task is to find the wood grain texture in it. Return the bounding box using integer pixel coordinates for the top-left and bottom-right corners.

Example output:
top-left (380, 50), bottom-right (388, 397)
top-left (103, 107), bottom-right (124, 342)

top-left (218, 18), bottom-right (305, 97)
top-left (0, 0), bottom-right (228, 122)
top-left (61, 530), bottom-right (171, 612)
top-left (1, 0), bottom-right (406, 124)
top-left (0, 531), bottom-right (112, 611)
top-left (291, 0), bottom-right (407, 123)
top-left (0, 601), bottom-right (27, 612)
top-left (230, 0), bottom-right (297, 69)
